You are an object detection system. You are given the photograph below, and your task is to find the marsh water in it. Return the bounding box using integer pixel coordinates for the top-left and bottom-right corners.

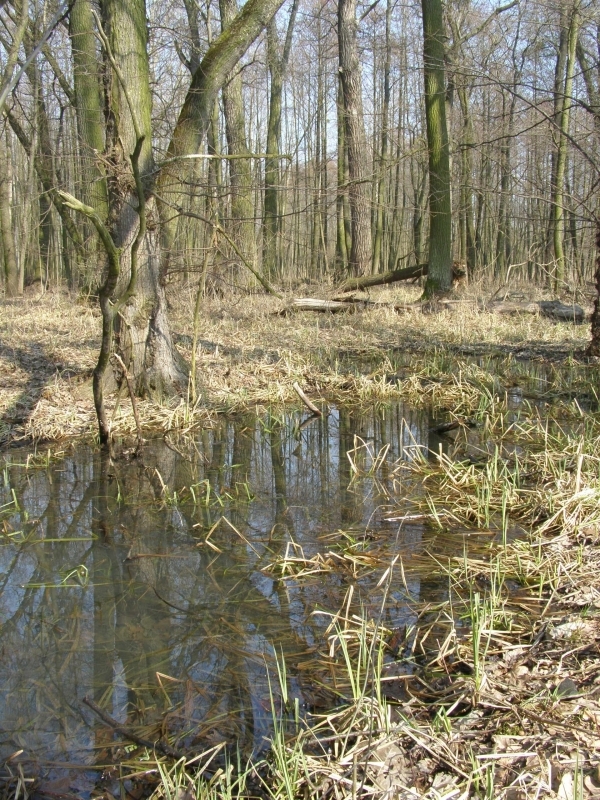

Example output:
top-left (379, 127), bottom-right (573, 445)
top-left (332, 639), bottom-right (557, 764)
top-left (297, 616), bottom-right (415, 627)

top-left (0, 365), bottom-right (580, 796)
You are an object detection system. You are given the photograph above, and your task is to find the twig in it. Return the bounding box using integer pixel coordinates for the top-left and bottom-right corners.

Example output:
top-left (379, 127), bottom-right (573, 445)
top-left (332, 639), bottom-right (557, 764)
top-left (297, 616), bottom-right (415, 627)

top-left (113, 353), bottom-right (144, 452)
top-left (82, 696), bottom-right (183, 759)
top-left (293, 382), bottom-right (323, 416)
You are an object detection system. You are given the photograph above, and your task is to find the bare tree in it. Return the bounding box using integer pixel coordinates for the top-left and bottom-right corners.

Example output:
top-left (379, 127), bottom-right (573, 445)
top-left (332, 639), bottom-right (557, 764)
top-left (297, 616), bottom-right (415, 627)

top-left (421, 0), bottom-right (452, 296)
top-left (338, 0), bottom-right (372, 276)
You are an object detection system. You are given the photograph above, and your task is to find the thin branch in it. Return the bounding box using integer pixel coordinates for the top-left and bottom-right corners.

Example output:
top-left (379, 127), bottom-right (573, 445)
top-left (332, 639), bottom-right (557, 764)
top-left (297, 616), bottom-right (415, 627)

top-left (455, 0), bottom-right (518, 46)
top-left (152, 151), bottom-right (292, 175)
top-left (154, 192), bottom-right (284, 298)
top-left (41, 41), bottom-right (75, 104)
top-left (0, 0), bottom-right (72, 110)
top-left (58, 189), bottom-right (121, 272)
top-left (0, 0), bottom-right (30, 111)
top-left (359, 0), bottom-right (382, 21)
top-left (82, 696), bottom-right (183, 759)
top-left (293, 382), bottom-right (323, 415)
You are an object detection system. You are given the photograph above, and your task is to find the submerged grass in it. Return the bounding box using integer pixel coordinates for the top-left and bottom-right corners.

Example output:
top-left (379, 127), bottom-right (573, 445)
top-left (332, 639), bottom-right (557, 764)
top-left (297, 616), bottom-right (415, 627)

top-left (182, 375), bottom-right (600, 799)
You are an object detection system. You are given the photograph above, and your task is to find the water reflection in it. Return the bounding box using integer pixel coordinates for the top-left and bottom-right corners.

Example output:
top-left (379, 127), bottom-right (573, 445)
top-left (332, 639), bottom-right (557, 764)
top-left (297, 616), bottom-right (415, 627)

top-left (0, 402), bottom-right (465, 794)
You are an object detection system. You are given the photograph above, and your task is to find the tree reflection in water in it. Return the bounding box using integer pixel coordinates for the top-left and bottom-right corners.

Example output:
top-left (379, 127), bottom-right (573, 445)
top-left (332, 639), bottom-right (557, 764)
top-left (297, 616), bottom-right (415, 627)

top-left (0, 401), bottom-right (454, 793)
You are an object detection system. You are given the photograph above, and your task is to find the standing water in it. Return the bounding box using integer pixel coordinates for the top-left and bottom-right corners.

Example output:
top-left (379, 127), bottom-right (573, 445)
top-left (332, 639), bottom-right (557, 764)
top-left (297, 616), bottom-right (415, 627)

top-left (0, 401), bottom-right (484, 796)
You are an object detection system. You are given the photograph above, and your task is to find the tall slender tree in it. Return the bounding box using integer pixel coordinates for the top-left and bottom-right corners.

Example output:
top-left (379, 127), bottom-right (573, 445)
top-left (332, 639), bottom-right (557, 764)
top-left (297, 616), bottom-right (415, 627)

top-left (552, 0), bottom-right (580, 290)
top-left (421, 0), bottom-right (452, 296)
top-left (262, 0), bottom-right (298, 279)
top-left (338, 0), bottom-right (372, 276)
top-left (59, 0), bottom-right (287, 442)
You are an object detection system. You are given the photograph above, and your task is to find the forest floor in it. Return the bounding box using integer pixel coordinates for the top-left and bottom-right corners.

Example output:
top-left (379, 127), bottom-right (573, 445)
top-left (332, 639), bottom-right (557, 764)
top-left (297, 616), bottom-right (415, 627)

top-left (0, 281), bottom-right (592, 446)
top-left (1, 284), bottom-right (599, 799)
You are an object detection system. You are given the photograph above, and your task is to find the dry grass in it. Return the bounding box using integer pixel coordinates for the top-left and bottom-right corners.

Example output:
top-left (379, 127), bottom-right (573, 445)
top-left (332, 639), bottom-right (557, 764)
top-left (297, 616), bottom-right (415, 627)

top-left (2, 305), bottom-right (598, 798)
top-left (0, 282), bottom-right (591, 445)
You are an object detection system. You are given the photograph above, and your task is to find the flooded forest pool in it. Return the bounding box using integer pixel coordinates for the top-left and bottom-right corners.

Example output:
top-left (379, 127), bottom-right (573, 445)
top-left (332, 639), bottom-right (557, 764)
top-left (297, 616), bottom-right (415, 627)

top-left (0, 354), bottom-right (593, 797)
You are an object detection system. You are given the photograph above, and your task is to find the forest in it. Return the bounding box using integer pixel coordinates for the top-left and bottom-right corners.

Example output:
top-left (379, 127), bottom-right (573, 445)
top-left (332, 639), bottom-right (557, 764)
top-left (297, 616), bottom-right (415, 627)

top-left (1, 0), bottom-right (600, 798)
top-left (1, 0), bottom-right (599, 311)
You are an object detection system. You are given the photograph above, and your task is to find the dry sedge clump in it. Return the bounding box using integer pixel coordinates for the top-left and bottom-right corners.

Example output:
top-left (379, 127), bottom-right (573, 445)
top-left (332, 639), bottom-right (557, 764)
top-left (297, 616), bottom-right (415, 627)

top-left (0, 286), bottom-right (593, 445)
top-left (252, 397), bottom-right (600, 799)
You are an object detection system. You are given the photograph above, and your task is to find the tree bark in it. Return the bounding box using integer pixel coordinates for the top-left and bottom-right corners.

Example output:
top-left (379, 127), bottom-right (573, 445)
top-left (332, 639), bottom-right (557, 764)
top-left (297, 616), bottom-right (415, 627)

top-left (262, 0), bottom-right (298, 280)
top-left (335, 73), bottom-right (350, 277)
top-left (552, 1), bottom-right (579, 291)
top-left (98, 0), bottom-right (188, 402)
top-left (372, 0), bottom-right (391, 275)
top-left (578, 34), bottom-right (600, 356)
top-left (219, 0), bottom-right (256, 275)
top-left (0, 131), bottom-right (19, 296)
top-left (69, 0), bottom-right (108, 288)
top-left (589, 224), bottom-right (600, 356)
top-left (421, 0), bottom-right (452, 296)
top-left (69, 0), bottom-right (107, 216)
top-left (338, 0), bottom-right (372, 276)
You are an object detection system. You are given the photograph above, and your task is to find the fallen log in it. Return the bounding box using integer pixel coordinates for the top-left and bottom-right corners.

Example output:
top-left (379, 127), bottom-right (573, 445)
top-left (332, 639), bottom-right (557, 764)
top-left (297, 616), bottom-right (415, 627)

top-left (291, 298), bottom-right (361, 312)
top-left (489, 299), bottom-right (587, 323)
top-left (538, 300), bottom-right (587, 323)
top-left (338, 263), bottom-right (428, 293)
top-left (293, 382), bottom-right (323, 416)
top-left (488, 301), bottom-right (539, 315)
top-left (286, 296), bottom-right (419, 315)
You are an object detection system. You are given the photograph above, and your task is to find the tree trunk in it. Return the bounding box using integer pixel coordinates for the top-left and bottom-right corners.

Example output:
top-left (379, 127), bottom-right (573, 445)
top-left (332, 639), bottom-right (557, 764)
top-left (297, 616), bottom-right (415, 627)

top-left (100, 0), bottom-right (187, 400)
top-left (0, 131), bottom-right (19, 296)
top-left (552, 1), bottom-right (579, 291)
top-left (588, 223), bottom-right (600, 357)
top-left (69, 0), bottom-right (108, 288)
top-left (372, 0), bottom-right (391, 274)
top-left (335, 73), bottom-right (350, 277)
top-left (421, 0), bottom-right (452, 296)
top-left (577, 32), bottom-right (600, 356)
top-left (219, 0), bottom-right (257, 277)
top-left (456, 84), bottom-right (476, 275)
top-left (546, 12), bottom-right (568, 273)
top-left (338, 0), bottom-right (372, 276)
top-left (262, 0), bottom-right (298, 280)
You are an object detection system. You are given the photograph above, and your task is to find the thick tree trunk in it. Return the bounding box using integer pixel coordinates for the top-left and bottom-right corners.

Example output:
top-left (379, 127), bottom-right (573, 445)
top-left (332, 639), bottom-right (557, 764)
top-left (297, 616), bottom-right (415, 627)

top-left (0, 132), bottom-right (19, 296)
top-left (335, 74), bottom-right (350, 276)
top-left (262, 0), bottom-right (297, 280)
top-left (70, 0), bottom-right (107, 215)
top-left (101, 0), bottom-right (187, 399)
top-left (69, 0), bottom-right (108, 288)
top-left (421, 0), bottom-right (452, 296)
top-left (219, 0), bottom-right (256, 275)
top-left (338, 0), bottom-right (372, 276)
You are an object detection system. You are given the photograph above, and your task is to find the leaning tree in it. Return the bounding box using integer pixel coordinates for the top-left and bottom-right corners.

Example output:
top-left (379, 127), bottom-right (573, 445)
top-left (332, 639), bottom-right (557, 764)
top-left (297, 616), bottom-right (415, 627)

top-left (59, 0), bottom-right (287, 445)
